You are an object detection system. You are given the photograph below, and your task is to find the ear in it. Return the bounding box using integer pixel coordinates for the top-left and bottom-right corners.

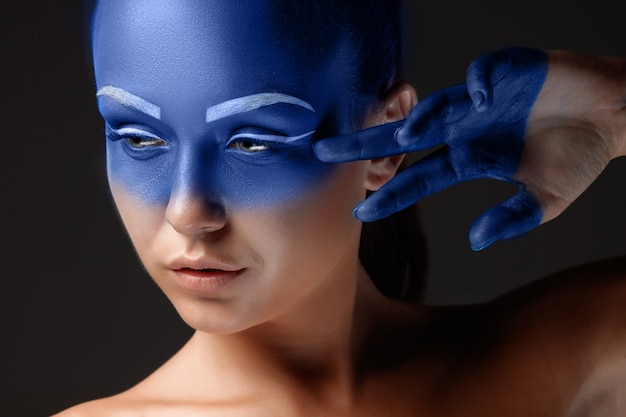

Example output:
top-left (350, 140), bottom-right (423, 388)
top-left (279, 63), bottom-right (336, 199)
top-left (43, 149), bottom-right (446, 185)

top-left (364, 82), bottom-right (417, 191)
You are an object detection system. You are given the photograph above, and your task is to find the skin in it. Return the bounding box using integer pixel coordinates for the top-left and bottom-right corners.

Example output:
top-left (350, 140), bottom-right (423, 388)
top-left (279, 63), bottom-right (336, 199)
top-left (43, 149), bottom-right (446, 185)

top-left (55, 1), bottom-right (626, 415)
top-left (316, 48), bottom-right (626, 250)
top-left (89, 0), bottom-right (402, 339)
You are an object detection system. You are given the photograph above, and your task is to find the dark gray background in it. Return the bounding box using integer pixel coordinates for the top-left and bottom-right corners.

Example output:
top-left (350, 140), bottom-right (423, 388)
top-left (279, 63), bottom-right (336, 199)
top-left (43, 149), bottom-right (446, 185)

top-left (2, 1), bottom-right (625, 415)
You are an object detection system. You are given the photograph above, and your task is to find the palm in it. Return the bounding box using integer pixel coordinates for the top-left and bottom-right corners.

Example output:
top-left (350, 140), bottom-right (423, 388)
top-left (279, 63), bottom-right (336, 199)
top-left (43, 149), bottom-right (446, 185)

top-left (314, 47), bottom-right (621, 250)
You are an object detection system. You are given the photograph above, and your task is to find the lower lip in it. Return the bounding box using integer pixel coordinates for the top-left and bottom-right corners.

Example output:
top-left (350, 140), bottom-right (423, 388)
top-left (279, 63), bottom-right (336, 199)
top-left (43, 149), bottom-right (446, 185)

top-left (170, 268), bottom-right (243, 293)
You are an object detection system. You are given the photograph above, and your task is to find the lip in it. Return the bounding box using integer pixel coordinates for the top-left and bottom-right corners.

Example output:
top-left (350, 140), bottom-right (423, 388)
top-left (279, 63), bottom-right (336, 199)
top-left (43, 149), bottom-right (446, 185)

top-left (167, 257), bottom-right (244, 293)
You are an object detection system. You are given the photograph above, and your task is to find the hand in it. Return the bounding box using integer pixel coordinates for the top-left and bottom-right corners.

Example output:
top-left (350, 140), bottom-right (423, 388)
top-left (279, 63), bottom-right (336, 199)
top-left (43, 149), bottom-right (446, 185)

top-left (314, 47), bottom-right (625, 250)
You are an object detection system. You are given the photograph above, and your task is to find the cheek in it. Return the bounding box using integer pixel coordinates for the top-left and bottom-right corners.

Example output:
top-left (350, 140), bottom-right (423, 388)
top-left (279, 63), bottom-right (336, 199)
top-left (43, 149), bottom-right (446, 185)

top-left (106, 140), bottom-right (338, 209)
top-left (106, 140), bottom-right (173, 205)
top-left (216, 148), bottom-right (335, 209)
top-left (108, 181), bottom-right (165, 251)
top-left (243, 161), bottom-right (368, 260)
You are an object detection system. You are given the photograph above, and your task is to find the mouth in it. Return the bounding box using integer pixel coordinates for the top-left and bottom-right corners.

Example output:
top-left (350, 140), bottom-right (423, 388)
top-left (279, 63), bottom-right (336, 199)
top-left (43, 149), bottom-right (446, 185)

top-left (170, 266), bottom-right (244, 293)
top-left (176, 267), bottom-right (236, 277)
top-left (166, 256), bottom-right (245, 293)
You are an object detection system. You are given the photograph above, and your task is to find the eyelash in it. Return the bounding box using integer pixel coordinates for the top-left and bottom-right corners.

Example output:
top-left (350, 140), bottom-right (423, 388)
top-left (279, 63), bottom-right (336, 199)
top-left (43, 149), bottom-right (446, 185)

top-left (226, 131), bottom-right (315, 154)
top-left (106, 126), bottom-right (314, 156)
top-left (227, 133), bottom-right (284, 154)
top-left (228, 139), bottom-right (274, 153)
top-left (106, 126), bottom-right (167, 148)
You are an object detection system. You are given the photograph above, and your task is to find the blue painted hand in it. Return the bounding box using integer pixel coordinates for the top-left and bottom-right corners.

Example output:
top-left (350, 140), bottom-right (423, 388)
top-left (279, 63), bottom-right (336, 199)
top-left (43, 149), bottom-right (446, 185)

top-left (315, 47), bottom-right (550, 250)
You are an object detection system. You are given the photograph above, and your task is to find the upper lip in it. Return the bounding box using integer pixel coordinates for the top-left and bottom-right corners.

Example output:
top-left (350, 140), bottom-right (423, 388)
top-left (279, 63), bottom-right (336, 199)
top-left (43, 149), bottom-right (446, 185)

top-left (166, 256), bottom-right (243, 272)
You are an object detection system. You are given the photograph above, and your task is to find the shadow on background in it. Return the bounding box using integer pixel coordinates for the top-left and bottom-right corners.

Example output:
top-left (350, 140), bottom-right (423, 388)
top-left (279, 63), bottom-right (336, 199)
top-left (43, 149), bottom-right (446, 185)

top-left (1, 1), bottom-right (625, 415)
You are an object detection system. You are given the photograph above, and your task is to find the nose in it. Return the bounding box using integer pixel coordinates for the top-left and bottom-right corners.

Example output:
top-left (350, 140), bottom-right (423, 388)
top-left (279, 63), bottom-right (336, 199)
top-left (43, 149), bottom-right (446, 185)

top-left (165, 188), bottom-right (227, 235)
top-left (165, 147), bottom-right (227, 235)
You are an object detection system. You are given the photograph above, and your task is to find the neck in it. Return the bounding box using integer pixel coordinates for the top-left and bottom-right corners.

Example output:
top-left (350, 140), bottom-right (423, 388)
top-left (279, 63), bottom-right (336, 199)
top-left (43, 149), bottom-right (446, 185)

top-left (152, 261), bottom-right (427, 411)
top-left (186, 264), bottom-right (387, 402)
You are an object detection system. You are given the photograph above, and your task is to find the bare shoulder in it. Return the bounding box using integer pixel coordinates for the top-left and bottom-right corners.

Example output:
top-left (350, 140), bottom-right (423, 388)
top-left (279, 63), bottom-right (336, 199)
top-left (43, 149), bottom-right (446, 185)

top-left (487, 255), bottom-right (626, 358)
top-left (50, 376), bottom-right (166, 417)
top-left (497, 254), bottom-right (626, 336)
top-left (490, 255), bottom-right (626, 414)
top-left (50, 391), bottom-right (184, 417)
top-left (50, 341), bottom-right (214, 417)
top-left (420, 255), bottom-right (626, 415)
top-left (420, 254), bottom-right (626, 353)
top-left (50, 395), bottom-right (130, 417)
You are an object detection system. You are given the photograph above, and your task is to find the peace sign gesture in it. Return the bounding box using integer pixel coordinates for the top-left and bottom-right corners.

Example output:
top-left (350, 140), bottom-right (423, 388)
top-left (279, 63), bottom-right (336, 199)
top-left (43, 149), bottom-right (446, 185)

top-left (315, 48), bottom-right (625, 250)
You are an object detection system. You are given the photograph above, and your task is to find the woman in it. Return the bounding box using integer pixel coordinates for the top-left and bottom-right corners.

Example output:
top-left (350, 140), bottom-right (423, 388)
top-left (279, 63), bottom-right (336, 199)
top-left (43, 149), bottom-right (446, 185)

top-left (56, 0), bottom-right (625, 415)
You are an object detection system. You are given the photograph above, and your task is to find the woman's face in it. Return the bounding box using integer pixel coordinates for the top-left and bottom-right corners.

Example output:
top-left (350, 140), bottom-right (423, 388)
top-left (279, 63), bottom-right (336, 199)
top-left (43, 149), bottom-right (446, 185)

top-left (92, 0), bottom-right (371, 332)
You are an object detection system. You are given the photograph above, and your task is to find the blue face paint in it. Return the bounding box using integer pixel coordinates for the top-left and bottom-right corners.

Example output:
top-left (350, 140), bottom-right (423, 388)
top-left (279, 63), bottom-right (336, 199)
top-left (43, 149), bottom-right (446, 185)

top-left (92, 0), bottom-right (354, 209)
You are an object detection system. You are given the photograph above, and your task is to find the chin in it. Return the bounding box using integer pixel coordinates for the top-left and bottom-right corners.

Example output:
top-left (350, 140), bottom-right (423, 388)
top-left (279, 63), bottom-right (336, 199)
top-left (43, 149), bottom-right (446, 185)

top-left (169, 295), bottom-right (264, 335)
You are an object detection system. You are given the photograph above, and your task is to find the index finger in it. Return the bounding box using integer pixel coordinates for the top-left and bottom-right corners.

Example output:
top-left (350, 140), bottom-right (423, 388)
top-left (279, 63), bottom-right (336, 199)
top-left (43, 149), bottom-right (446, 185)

top-left (313, 120), bottom-right (407, 162)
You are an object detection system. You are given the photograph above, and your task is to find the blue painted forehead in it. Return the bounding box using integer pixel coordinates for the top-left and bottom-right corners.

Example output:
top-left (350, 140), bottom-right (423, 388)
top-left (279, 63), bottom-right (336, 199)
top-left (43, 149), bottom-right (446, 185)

top-left (92, 0), bottom-right (344, 80)
top-left (92, 0), bottom-right (362, 209)
top-left (92, 0), bottom-right (356, 124)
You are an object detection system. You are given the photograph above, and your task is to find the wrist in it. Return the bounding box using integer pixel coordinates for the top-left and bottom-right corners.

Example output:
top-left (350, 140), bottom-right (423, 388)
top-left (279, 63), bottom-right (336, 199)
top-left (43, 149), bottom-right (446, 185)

top-left (617, 90), bottom-right (626, 158)
top-left (601, 55), bottom-right (626, 158)
top-left (577, 53), bottom-right (626, 160)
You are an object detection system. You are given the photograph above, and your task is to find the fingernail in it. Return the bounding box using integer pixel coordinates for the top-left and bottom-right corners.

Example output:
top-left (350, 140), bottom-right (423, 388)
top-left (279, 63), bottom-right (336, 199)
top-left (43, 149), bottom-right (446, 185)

top-left (471, 238), bottom-right (496, 252)
top-left (353, 203), bottom-right (364, 220)
top-left (472, 91), bottom-right (485, 109)
top-left (353, 201), bottom-right (380, 222)
top-left (394, 126), bottom-right (402, 141)
top-left (395, 126), bottom-right (411, 147)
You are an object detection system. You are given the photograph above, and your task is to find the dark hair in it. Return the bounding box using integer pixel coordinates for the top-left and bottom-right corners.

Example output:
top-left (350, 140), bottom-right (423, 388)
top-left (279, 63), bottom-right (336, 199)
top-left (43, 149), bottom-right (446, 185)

top-left (360, 187), bottom-right (428, 302)
top-left (271, 0), bottom-right (403, 125)
top-left (273, 0), bottom-right (428, 302)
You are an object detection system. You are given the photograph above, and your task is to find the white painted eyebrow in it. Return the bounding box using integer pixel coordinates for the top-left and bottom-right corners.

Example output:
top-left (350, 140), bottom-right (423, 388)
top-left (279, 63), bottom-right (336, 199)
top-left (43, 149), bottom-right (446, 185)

top-left (96, 86), bottom-right (161, 120)
top-left (206, 93), bottom-right (315, 123)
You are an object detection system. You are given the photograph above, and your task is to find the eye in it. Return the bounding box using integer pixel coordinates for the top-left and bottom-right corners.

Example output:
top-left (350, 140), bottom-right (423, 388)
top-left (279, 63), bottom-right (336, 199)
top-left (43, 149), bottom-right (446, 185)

top-left (228, 138), bottom-right (272, 153)
top-left (225, 130), bottom-right (315, 156)
top-left (126, 136), bottom-right (167, 148)
top-left (106, 126), bottom-right (168, 148)
top-left (105, 125), bottom-right (169, 160)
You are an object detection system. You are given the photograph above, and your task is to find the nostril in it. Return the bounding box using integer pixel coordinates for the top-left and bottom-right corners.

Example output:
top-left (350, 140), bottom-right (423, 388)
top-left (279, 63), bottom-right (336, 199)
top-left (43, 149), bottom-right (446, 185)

top-left (165, 191), bottom-right (227, 235)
